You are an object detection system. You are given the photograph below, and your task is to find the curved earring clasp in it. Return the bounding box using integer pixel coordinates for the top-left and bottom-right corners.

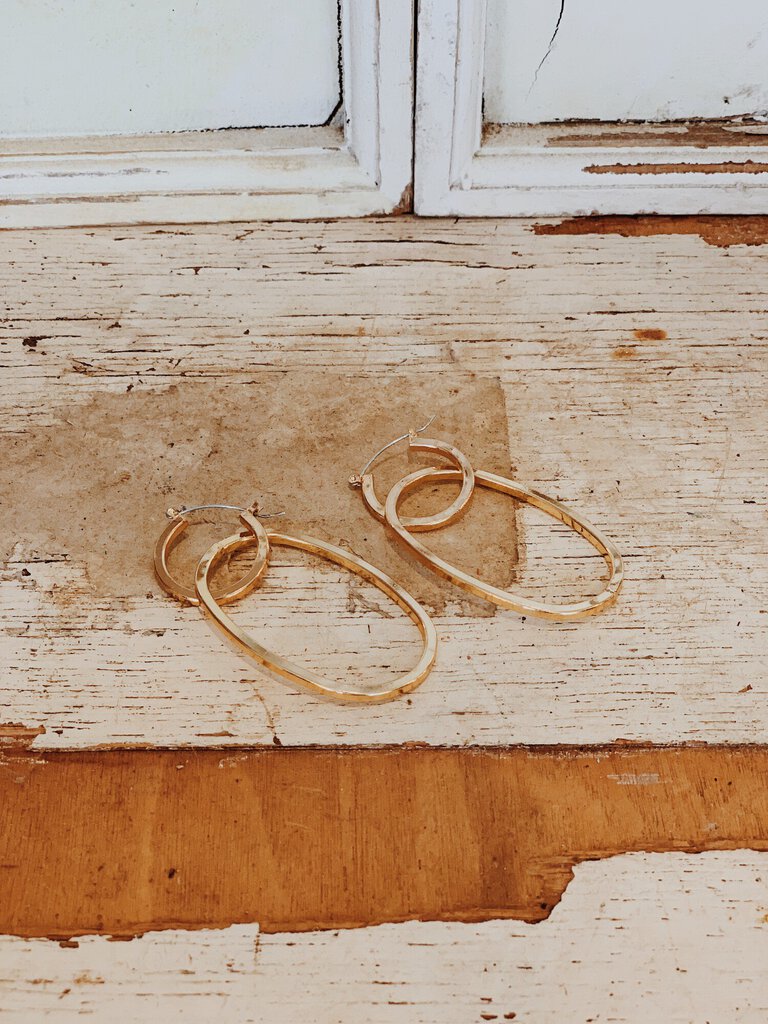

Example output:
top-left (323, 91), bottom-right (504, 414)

top-left (349, 419), bottom-right (476, 533)
top-left (351, 414), bottom-right (436, 481)
top-left (154, 505), bottom-right (271, 606)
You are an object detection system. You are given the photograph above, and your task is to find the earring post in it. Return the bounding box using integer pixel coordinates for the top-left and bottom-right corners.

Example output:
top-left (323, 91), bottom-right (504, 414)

top-left (352, 414), bottom-right (436, 482)
top-left (167, 502), bottom-right (285, 519)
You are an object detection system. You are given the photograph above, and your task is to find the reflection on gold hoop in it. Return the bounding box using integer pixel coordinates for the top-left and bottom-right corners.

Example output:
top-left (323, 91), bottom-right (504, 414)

top-left (195, 530), bottom-right (437, 703)
top-left (154, 508), bottom-right (269, 606)
top-left (385, 468), bottom-right (624, 621)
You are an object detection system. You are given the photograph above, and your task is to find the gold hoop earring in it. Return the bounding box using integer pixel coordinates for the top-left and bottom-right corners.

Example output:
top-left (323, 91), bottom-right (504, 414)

top-left (349, 416), bottom-right (475, 531)
top-left (154, 504), bottom-right (270, 606)
top-left (385, 467), bottom-right (623, 621)
top-left (195, 529), bottom-right (437, 703)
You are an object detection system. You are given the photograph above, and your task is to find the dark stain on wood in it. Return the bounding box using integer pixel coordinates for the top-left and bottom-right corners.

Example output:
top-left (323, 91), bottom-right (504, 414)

top-left (0, 373), bottom-right (515, 617)
top-left (633, 328), bottom-right (667, 341)
top-left (533, 215), bottom-right (768, 248)
top-left (0, 744), bottom-right (765, 939)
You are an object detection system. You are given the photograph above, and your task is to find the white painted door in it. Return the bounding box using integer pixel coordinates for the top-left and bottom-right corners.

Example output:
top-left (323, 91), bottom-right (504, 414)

top-left (416, 0), bottom-right (768, 215)
top-left (0, 0), bottom-right (413, 226)
top-left (484, 0), bottom-right (768, 124)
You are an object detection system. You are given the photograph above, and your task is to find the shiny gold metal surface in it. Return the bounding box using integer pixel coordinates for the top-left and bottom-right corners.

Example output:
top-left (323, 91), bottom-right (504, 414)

top-left (385, 468), bottom-right (624, 620)
top-left (154, 508), bottom-right (269, 606)
top-left (351, 434), bottom-right (475, 532)
top-left (195, 530), bottom-right (437, 702)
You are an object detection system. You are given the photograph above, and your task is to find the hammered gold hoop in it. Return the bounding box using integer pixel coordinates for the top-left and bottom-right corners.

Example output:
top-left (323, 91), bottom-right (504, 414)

top-left (195, 530), bottom-right (437, 703)
top-left (385, 468), bottom-right (624, 621)
top-left (154, 507), bottom-right (269, 606)
top-left (352, 435), bottom-right (475, 532)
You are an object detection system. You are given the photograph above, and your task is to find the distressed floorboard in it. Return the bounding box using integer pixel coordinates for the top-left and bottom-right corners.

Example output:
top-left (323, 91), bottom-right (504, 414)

top-left (0, 744), bottom-right (766, 938)
top-left (1, 217), bottom-right (766, 745)
top-left (1, 216), bottom-right (767, 1022)
top-left (1, 853), bottom-right (766, 1023)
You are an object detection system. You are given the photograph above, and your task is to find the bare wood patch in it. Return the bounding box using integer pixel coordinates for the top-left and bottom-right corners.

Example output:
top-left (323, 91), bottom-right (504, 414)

top-left (585, 160), bottom-right (768, 175)
top-left (0, 722), bottom-right (46, 750)
top-left (501, 120), bottom-right (768, 149)
top-left (0, 373), bottom-right (514, 617)
top-left (0, 744), bottom-right (766, 939)
top-left (533, 213), bottom-right (768, 247)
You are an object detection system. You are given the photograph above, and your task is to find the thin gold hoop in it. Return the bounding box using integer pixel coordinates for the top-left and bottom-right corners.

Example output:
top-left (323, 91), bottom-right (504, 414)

top-left (351, 434), bottom-right (475, 532)
top-left (385, 468), bottom-right (624, 621)
top-left (154, 507), bottom-right (269, 606)
top-left (195, 530), bottom-right (437, 703)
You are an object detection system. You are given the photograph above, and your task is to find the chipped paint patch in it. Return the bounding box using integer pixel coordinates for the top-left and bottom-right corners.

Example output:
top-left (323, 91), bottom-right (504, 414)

top-left (585, 160), bottom-right (768, 175)
top-left (533, 215), bottom-right (768, 248)
top-left (633, 328), bottom-right (668, 341)
top-left (0, 722), bottom-right (46, 750)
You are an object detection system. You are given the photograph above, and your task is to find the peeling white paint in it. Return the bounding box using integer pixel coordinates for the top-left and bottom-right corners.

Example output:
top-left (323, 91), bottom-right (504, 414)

top-left (607, 772), bottom-right (661, 786)
top-left (1, 853), bottom-right (766, 1022)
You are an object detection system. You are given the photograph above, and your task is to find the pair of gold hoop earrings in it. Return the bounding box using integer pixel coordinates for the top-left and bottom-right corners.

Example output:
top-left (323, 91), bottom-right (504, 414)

top-left (154, 503), bottom-right (437, 703)
top-left (153, 424), bottom-right (623, 703)
top-left (349, 422), bottom-right (624, 621)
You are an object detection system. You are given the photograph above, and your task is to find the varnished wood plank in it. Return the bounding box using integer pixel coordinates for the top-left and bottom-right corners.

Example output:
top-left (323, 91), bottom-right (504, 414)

top-left (0, 744), bottom-right (766, 938)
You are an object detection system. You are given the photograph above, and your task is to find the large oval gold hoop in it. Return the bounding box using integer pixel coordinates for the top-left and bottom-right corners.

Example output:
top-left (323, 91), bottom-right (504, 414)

top-left (385, 468), bottom-right (624, 621)
top-left (195, 531), bottom-right (437, 703)
top-left (357, 436), bottom-right (475, 532)
top-left (154, 509), bottom-right (269, 606)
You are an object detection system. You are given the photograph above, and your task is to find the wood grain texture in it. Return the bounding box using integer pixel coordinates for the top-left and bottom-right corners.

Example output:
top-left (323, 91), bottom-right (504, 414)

top-left (1, 215), bottom-right (767, 1022)
top-left (0, 744), bottom-right (766, 938)
top-left (5, 852), bottom-right (765, 1023)
top-left (1, 217), bottom-right (767, 746)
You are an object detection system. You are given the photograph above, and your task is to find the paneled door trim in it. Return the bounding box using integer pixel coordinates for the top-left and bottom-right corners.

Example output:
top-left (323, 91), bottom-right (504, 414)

top-left (0, 0), bottom-right (413, 228)
top-left (415, 0), bottom-right (768, 216)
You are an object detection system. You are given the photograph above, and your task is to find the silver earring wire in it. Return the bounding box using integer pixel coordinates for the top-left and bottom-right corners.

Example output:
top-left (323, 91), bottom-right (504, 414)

top-left (350, 414), bottom-right (436, 485)
top-left (166, 502), bottom-right (285, 519)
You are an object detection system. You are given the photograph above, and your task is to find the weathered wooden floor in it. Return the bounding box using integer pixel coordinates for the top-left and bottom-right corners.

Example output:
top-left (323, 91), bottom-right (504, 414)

top-left (1, 215), bottom-right (767, 1021)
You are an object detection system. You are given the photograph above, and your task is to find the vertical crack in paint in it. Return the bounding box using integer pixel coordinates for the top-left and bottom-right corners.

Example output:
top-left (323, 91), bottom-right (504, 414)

top-left (528, 0), bottom-right (566, 96)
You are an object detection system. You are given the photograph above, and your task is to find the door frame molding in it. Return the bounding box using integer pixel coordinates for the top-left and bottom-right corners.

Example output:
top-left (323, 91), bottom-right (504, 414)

top-left (415, 0), bottom-right (768, 216)
top-left (0, 0), bottom-right (413, 228)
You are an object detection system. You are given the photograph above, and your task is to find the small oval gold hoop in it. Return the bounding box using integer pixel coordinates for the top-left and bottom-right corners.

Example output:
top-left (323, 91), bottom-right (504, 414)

top-left (154, 508), bottom-right (269, 606)
top-left (354, 436), bottom-right (475, 532)
top-left (195, 530), bottom-right (437, 703)
top-left (385, 468), bottom-right (624, 621)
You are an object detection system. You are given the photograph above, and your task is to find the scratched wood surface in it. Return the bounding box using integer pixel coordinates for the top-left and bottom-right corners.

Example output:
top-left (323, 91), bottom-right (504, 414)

top-left (2, 852), bottom-right (767, 1023)
top-left (1, 216), bottom-right (767, 1021)
top-left (1, 217), bottom-right (767, 746)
